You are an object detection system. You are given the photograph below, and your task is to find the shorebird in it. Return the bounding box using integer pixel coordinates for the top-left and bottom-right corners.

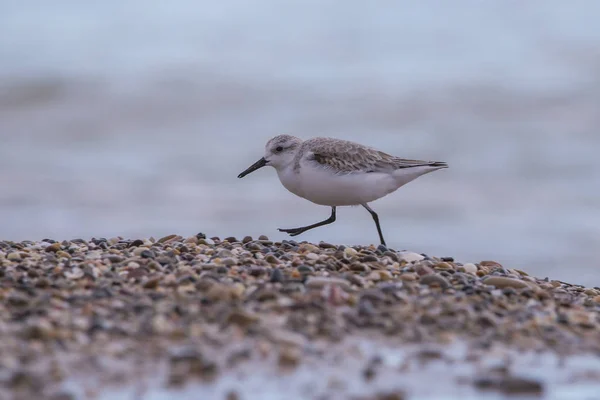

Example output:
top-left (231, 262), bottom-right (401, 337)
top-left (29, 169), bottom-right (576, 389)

top-left (237, 135), bottom-right (448, 246)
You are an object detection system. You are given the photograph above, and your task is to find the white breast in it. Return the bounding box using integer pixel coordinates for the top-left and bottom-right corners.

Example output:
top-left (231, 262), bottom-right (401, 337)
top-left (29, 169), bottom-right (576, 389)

top-left (276, 159), bottom-right (445, 206)
top-left (276, 161), bottom-right (398, 206)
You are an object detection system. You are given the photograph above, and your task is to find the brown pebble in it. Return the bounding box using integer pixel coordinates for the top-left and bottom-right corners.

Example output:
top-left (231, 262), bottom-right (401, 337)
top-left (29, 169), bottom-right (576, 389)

top-left (143, 277), bottom-right (161, 289)
top-left (415, 264), bottom-right (435, 276)
top-left (420, 274), bottom-right (450, 289)
top-left (482, 276), bottom-right (530, 289)
top-left (224, 309), bottom-right (260, 328)
top-left (502, 376), bottom-right (544, 395)
top-left (400, 273), bottom-right (417, 282)
top-left (305, 277), bottom-right (351, 291)
top-left (226, 391), bottom-right (240, 400)
top-left (56, 250), bottom-right (71, 259)
top-left (158, 234), bottom-right (178, 244)
top-left (242, 236), bottom-right (253, 243)
top-left (45, 243), bottom-right (61, 252)
top-left (434, 262), bottom-right (453, 270)
top-left (480, 260), bottom-right (503, 268)
top-left (278, 346), bottom-right (301, 368)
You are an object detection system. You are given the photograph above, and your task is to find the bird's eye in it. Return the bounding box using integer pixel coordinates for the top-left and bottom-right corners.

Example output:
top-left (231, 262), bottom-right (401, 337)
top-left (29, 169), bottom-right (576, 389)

top-left (275, 146), bottom-right (283, 152)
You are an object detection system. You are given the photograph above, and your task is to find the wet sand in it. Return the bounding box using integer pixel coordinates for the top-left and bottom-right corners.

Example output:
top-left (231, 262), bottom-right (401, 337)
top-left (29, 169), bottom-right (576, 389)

top-left (1, 234), bottom-right (600, 399)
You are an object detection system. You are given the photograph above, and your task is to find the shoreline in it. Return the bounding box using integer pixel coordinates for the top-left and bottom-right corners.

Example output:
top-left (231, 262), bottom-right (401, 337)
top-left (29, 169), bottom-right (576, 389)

top-left (1, 234), bottom-right (600, 399)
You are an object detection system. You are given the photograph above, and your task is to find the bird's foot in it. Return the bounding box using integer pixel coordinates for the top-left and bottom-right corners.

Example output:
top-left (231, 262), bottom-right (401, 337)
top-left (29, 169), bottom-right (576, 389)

top-left (278, 227), bottom-right (305, 237)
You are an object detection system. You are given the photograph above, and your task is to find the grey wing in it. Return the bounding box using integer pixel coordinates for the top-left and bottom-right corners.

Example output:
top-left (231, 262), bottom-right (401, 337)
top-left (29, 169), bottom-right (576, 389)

top-left (309, 141), bottom-right (447, 174)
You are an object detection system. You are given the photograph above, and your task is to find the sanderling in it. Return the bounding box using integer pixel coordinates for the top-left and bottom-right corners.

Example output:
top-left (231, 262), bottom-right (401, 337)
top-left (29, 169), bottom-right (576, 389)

top-left (238, 135), bottom-right (448, 246)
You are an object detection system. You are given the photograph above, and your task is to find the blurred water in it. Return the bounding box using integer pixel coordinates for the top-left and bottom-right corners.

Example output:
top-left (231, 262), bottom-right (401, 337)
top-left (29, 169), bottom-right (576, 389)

top-left (1, 1), bottom-right (599, 284)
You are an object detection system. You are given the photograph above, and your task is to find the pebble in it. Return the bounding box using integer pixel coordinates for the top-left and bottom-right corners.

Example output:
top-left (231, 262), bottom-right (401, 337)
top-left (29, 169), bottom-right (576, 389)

top-left (420, 274), bottom-right (450, 290)
top-left (305, 277), bottom-right (351, 291)
top-left (344, 247), bottom-right (358, 258)
top-left (400, 273), bottom-right (418, 282)
top-left (158, 234), bottom-right (178, 244)
top-left (270, 268), bottom-right (284, 283)
top-left (45, 243), bottom-right (61, 252)
top-left (461, 263), bottom-right (478, 274)
top-left (278, 346), bottom-right (301, 368)
top-left (482, 276), bottom-right (530, 289)
top-left (397, 251), bottom-right (425, 263)
top-left (415, 264), bottom-right (435, 276)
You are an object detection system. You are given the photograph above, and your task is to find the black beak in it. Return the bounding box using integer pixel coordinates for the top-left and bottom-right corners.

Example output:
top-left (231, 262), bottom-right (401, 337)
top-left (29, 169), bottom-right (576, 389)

top-left (238, 157), bottom-right (267, 178)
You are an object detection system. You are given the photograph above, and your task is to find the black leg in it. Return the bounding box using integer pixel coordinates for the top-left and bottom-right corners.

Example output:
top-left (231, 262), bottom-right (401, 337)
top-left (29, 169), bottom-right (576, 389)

top-left (278, 207), bottom-right (336, 237)
top-left (362, 204), bottom-right (386, 246)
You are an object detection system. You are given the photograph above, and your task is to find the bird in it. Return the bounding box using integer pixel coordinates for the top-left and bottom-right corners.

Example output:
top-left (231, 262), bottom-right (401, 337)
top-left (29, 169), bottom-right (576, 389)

top-left (237, 134), bottom-right (448, 246)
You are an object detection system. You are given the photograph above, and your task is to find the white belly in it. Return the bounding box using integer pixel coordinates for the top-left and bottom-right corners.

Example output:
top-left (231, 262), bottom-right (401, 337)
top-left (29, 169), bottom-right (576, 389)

top-left (277, 164), bottom-right (396, 206)
top-left (277, 163), bottom-right (444, 206)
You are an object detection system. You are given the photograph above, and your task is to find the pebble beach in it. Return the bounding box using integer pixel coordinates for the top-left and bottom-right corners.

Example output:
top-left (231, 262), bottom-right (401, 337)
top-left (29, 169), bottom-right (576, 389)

top-left (2, 234), bottom-right (600, 400)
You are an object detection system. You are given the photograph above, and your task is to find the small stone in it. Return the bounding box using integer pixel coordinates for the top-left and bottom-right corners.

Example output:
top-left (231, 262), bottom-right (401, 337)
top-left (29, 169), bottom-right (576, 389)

top-left (482, 276), bottom-right (530, 289)
top-left (278, 346), bottom-right (301, 368)
top-left (501, 376), bottom-right (544, 395)
top-left (376, 244), bottom-right (388, 253)
top-left (350, 263), bottom-right (370, 272)
top-left (319, 241), bottom-right (337, 249)
top-left (143, 277), bottom-right (161, 289)
top-left (158, 234), bottom-right (178, 244)
top-left (48, 391), bottom-right (75, 400)
top-left (184, 236), bottom-right (198, 244)
top-left (415, 264), bottom-right (434, 276)
top-left (140, 249), bottom-right (155, 259)
top-left (45, 243), bottom-right (61, 252)
top-left (479, 260), bottom-right (504, 270)
top-left (300, 243), bottom-right (320, 253)
top-left (462, 263), bottom-right (477, 274)
top-left (373, 391), bottom-right (406, 400)
top-left (242, 236), bottom-right (253, 243)
top-left (56, 250), bottom-right (71, 259)
top-left (305, 252), bottom-right (320, 261)
top-left (265, 254), bottom-right (279, 264)
top-left (398, 251), bottom-right (424, 263)
top-left (224, 309), bottom-right (260, 328)
top-left (306, 277), bottom-right (351, 291)
top-left (7, 252), bottom-right (21, 261)
top-left (344, 247), bottom-right (358, 258)
top-left (400, 273), bottom-right (417, 282)
top-left (270, 268), bottom-right (284, 283)
top-left (129, 239), bottom-right (144, 247)
top-left (378, 270), bottom-right (392, 281)
top-left (297, 265), bottom-right (314, 275)
top-left (226, 391), bottom-right (240, 400)
top-left (420, 274), bottom-right (450, 289)
top-left (258, 235), bottom-right (269, 241)
top-left (434, 262), bottom-right (453, 270)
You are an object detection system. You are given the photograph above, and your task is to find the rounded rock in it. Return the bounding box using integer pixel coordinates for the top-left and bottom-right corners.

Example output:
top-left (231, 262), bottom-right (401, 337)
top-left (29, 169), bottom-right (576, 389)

top-left (482, 276), bottom-right (530, 289)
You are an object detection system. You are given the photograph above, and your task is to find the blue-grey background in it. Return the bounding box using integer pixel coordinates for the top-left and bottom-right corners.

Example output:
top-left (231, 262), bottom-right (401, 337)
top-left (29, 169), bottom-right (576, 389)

top-left (1, 1), bottom-right (599, 285)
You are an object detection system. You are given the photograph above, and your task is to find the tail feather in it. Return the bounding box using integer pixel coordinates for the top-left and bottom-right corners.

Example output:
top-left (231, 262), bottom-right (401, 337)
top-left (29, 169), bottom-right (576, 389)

top-left (428, 161), bottom-right (448, 168)
top-left (395, 160), bottom-right (448, 170)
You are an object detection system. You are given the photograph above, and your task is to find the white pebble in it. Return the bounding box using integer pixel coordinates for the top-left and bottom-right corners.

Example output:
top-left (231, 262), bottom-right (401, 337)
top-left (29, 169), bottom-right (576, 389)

top-left (463, 263), bottom-right (478, 274)
top-left (397, 251), bottom-right (424, 263)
